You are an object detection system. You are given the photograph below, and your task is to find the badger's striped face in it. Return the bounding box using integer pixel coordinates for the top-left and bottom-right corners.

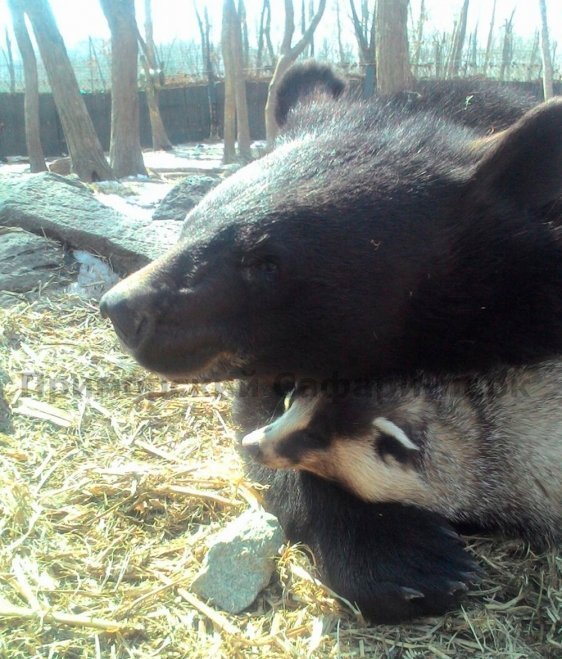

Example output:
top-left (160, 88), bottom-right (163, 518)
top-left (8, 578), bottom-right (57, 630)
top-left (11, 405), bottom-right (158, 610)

top-left (242, 391), bottom-right (429, 504)
top-left (241, 391), bottom-right (326, 471)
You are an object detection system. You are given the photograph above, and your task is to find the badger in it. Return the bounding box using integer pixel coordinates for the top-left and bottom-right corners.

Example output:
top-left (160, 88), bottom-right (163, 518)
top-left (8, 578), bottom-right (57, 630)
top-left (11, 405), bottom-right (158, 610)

top-left (242, 361), bottom-right (562, 547)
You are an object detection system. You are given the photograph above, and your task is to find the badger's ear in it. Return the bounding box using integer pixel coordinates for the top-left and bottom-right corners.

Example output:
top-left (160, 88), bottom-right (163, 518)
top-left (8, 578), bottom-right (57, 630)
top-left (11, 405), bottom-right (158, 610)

top-left (468, 98), bottom-right (562, 208)
top-left (275, 61), bottom-right (346, 127)
top-left (372, 417), bottom-right (420, 465)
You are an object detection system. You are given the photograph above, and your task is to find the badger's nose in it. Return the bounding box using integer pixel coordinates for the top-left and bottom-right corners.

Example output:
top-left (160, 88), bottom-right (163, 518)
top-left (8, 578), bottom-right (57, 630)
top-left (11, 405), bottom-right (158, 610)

top-left (241, 434), bottom-right (263, 460)
top-left (100, 287), bottom-right (151, 349)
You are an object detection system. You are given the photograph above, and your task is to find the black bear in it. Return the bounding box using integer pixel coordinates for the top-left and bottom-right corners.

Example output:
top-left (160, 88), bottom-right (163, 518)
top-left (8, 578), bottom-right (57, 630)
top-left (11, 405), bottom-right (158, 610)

top-left (101, 63), bottom-right (562, 622)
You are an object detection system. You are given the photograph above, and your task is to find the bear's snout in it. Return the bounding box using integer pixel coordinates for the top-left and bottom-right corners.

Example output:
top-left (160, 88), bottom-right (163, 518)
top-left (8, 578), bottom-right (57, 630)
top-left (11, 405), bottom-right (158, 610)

top-left (100, 285), bottom-right (153, 350)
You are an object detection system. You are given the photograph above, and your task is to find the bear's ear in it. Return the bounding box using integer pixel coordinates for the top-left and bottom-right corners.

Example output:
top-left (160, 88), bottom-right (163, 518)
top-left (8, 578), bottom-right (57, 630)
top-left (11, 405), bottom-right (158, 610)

top-left (275, 61), bottom-right (346, 127)
top-left (468, 98), bottom-right (562, 208)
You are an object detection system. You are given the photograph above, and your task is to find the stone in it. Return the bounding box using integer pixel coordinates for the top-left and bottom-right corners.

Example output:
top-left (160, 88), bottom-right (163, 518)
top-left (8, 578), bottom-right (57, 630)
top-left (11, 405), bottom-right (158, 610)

top-left (67, 250), bottom-right (120, 300)
top-left (191, 509), bottom-right (285, 613)
top-left (0, 226), bottom-right (72, 294)
top-left (152, 174), bottom-right (220, 221)
top-left (48, 157), bottom-right (72, 176)
top-left (0, 367), bottom-right (13, 435)
top-left (91, 180), bottom-right (136, 196)
top-left (0, 172), bottom-right (181, 273)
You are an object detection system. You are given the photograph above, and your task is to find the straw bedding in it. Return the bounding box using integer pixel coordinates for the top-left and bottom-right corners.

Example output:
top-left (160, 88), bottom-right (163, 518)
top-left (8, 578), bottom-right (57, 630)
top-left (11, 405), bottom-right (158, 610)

top-left (0, 292), bottom-right (560, 657)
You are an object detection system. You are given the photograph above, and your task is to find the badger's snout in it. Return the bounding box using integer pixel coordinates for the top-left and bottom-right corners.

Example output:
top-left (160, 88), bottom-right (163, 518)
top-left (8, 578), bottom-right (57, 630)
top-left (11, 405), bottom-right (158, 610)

top-left (241, 428), bottom-right (267, 460)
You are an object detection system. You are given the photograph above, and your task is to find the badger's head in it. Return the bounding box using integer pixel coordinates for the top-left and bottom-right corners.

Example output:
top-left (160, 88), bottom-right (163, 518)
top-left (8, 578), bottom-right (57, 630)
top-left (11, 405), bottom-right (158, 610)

top-left (241, 387), bottom-right (430, 505)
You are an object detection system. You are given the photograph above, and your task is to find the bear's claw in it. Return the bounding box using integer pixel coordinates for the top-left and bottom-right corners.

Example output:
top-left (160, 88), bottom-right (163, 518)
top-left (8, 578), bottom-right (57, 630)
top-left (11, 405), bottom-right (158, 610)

top-left (400, 587), bottom-right (425, 601)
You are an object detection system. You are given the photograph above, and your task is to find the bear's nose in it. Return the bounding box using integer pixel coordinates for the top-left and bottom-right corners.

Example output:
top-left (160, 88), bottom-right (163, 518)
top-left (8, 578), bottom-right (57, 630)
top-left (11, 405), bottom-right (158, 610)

top-left (100, 288), bottom-right (151, 349)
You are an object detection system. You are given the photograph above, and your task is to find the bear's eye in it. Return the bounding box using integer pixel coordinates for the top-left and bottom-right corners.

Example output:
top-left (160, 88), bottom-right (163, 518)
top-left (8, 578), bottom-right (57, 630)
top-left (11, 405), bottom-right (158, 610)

top-left (240, 255), bottom-right (279, 282)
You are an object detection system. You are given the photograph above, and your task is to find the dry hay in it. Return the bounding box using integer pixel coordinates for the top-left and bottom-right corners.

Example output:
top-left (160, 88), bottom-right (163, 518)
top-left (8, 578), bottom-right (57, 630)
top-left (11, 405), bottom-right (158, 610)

top-left (0, 293), bottom-right (560, 659)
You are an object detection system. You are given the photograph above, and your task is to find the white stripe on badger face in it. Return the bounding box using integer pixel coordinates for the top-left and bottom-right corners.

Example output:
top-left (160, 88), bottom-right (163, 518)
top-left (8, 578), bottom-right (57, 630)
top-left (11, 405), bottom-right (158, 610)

top-left (372, 417), bottom-right (420, 451)
top-left (329, 438), bottom-right (430, 505)
top-left (242, 393), bottom-right (319, 457)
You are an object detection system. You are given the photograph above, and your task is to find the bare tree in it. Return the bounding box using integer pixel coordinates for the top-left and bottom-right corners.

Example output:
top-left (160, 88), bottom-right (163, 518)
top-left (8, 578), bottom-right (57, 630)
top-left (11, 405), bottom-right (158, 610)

top-left (411, 0), bottom-right (426, 78)
top-left (375, 0), bottom-right (412, 95)
top-left (433, 31), bottom-right (449, 78)
top-left (3, 28), bottom-right (16, 93)
top-left (264, 0), bottom-right (327, 146)
top-left (335, 1), bottom-right (346, 67)
top-left (194, 2), bottom-right (219, 139)
top-left (527, 30), bottom-right (540, 81)
top-left (302, 0), bottom-right (316, 59)
top-left (483, 0), bottom-right (496, 76)
top-left (22, 0), bottom-right (113, 181)
top-left (539, 0), bottom-right (554, 99)
top-left (446, 0), bottom-right (469, 78)
top-left (222, 17), bottom-right (236, 162)
top-left (256, 0), bottom-right (268, 72)
top-left (433, 34), bottom-right (443, 78)
top-left (350, 0), bottom-right (375, 97)
top-left (88, 36), bottom-right (106, 90)
top-left (100, 0), bottom-right (146, 177)
top-left (256, 0), bottom-right (274, 73)
top-left (239, 0), bottom-right (249, 70)
top-left (138, 0), bottom-right (172, 150)
top-left (264, 1), bottom-right (275, 67)
top-left (499, 10), bottom-right (515, 81)
top-left (7, 0), bottom-right (46, 171)
top-left (467, 24), bottom-right (478, 74)
top-left (222, 0), bottom-right (251, 163)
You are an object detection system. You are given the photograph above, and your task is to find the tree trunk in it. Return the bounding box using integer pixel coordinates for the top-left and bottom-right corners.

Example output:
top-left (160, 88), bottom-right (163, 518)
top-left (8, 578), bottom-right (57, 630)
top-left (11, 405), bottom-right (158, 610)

top-left (265, 0), bottom-right (327, 147)
top-left (434, 33), bottom-right (448, 78)
top-left (239, 0), bottom-right (249, 70)
top-left (7, 0), bottom-right (46, 172)
top-left (308, 1), bottom-right (316, 58)
top-left (335, 2), bottom-right (346, 67)
top-left (499, 11), bottom-right (514, 82)
top-left (88, 36), bottom-right (106, 90)
top-left (350, 0), bottom-right (375, 98)
top-left (22, 0), bottom-right (113, 181)
top-left (468, 26), bottom-right (478, 74)
top-left (527, 30), bottom-right (540, 81)
top-left (194, 2), bottom-right (219, 139)
top-left (265, 55), bottom-right (293, 149)
top-left (539, 0), bottom-right (554, 100)
top-left (412, 0), bottom-right (426, 78)
top-left (3, 28), bottom-right (16, 93)
top-left (221, 0), bottom-right (236, 163)
top-left (256, 0), bottom-right (275, 73)
top-left (222, 0), bottom-right (251, 162)
top-left (483, 0), bottom-right (496, 76)
top-left (446, 0), bottom-right (469, 78)
top-left (231, 5), bottom-right (251, 161)
top-left (264, 1), bottom-right (275, 67)
top-left (256, 0), bottom-right (267, 71)
top-left (375, 0), bottom-right (413, 95)
top-left (100, 0), bottom-right (146, 178)
top-left (138, 0), bottom-right (172, 150)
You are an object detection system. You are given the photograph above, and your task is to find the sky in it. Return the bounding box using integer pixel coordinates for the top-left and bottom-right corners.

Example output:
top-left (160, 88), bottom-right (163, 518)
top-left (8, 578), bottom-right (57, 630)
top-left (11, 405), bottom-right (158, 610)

top-left (0, 1), bottom-right (559, 56)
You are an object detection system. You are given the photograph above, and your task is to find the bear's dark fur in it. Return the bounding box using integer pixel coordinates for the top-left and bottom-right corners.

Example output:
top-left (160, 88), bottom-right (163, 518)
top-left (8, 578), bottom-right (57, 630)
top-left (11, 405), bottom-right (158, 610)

top-left (101, 64), bottom-right (562, 622)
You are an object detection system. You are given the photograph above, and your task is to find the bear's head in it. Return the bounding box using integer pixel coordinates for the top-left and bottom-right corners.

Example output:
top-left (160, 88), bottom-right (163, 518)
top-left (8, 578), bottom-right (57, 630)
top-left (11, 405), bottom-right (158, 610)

top-left (101, 64), bottom-right (562, 383)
